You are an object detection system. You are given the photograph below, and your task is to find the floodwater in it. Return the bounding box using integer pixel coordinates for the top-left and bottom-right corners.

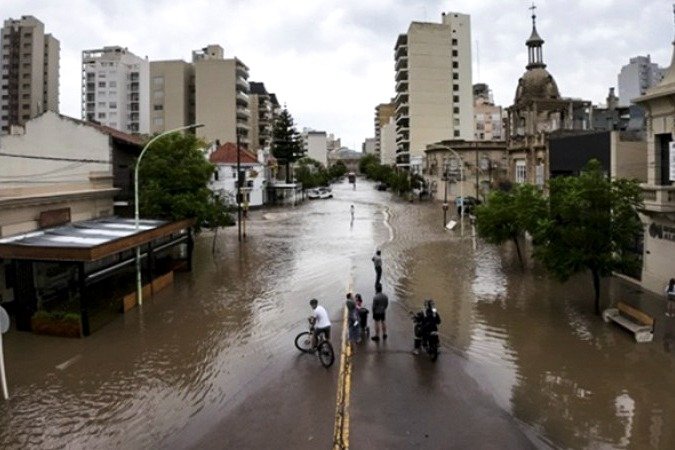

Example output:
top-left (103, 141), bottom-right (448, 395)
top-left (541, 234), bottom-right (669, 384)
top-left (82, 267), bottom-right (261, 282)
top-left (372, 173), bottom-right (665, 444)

top-left (1, 179), bottom-right (674, 449)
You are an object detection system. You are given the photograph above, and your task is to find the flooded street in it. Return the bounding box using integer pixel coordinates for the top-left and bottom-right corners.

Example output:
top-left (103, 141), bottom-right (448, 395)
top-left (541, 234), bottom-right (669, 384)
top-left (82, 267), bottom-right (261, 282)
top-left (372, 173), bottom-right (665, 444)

top-left (1, 178), bottom-right (674, 449)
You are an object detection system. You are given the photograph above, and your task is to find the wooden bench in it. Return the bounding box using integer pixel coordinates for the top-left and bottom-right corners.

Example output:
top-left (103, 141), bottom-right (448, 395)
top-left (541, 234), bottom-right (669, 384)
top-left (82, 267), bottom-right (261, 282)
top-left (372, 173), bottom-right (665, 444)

top-left (602, 301), bottom-right (654, 343)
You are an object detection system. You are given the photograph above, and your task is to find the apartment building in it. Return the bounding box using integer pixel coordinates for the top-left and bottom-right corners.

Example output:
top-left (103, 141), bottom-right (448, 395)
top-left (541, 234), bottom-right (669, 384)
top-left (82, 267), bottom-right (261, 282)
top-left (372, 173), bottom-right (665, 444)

top-left (1, 15), bottom-right (59, 133)
top-left (249, 81), bottom-right (275, 153)
top-left (362, 137), bottom-right (376, 155)
top-left (618, 55), bottom-right (666, 106)
top-left (81, 46), bottom-right (149, 134)
top-left (394, 12), bottom-right (473, 170)
top-left (302, 129), bottom-right (328, 166)
top-left (473, 83), bottom-right (504, 141)
top-left (150, 45), bottom-right (250, 147)
top-left (194, 45), bottom-right (250, 147)
top-left (374, 101), bottom-right (395, 158)
top-left (149, 60), bottom-right (194, 134)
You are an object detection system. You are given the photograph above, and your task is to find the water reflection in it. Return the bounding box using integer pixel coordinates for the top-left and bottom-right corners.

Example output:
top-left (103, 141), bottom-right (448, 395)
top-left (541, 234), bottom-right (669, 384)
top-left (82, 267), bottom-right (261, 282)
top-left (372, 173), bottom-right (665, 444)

top-left (385, 199), bottom-right (675, 449)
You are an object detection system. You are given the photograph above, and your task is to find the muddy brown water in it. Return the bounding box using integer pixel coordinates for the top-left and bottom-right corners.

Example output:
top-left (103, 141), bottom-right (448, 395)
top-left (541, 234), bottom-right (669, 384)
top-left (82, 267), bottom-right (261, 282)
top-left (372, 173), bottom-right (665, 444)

top-left (0, 179), bottom-right (673, 449)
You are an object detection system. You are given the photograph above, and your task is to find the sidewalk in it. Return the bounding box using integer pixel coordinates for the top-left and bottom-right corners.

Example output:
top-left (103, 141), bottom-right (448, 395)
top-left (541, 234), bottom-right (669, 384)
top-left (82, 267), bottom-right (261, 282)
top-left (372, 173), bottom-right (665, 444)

top-left (348, 301), bottom-right (537, 449)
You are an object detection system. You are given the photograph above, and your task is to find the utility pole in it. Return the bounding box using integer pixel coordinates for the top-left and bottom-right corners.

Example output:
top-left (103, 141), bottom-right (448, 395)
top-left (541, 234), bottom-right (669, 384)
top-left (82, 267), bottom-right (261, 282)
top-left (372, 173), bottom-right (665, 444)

top-left (236, 132), bottom-right (242, 242)
top-left (475, 150), bottom-right (479, 200)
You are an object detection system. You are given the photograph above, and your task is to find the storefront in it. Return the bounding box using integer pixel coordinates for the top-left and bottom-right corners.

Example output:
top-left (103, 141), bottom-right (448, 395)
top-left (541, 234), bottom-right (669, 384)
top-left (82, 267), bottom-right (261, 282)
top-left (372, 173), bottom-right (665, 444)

top-left (0, 217), bottom-right (194, 336)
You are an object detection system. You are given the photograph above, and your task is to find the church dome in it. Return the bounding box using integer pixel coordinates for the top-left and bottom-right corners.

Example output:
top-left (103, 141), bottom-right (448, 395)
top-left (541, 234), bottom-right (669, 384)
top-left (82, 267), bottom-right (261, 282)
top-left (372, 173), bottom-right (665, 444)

top-left (515, 67), bottom-right (560, 103)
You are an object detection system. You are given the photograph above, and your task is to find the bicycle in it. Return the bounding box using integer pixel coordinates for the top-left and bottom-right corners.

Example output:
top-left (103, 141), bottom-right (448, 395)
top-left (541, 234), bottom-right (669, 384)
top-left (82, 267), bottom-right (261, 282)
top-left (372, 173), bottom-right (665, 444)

top-left (294, 317), bottom-right (335, 368)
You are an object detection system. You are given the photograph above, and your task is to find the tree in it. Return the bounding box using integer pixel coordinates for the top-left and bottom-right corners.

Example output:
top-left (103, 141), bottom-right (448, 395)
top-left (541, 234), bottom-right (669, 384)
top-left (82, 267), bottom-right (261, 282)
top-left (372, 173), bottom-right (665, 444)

top-left (359, 153), bottom-right (379, 174)
top-left (475, 184), bottom-right (546, 267)
top-left (138, 132), bottom-right (233, 231)
top-left (271, 108), bottom-right (304, 183)
top-left (532, 160), bottom-right (643, 314)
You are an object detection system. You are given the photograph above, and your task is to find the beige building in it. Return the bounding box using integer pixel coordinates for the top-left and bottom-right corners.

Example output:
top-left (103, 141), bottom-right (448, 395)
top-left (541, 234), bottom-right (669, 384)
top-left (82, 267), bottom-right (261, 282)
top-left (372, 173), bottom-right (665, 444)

top-left (473, 83), bottom-right (504, 141)
top-left (394, 12), bottom-right (473, 170)
top-left (380, 116), bottom-right (397, 166)
top-left (506, 12), bottom-right (590, 187)
top-left (1, 15), bottom-right (59, 134)
top-left (149, 44), bottom-right (250, 147)
top-left (374, 101), bottom-right (395, 159)
top-left (634, 38), bottom-right (675, 297)
top-left (149, 60), bottom-right (194, 134)
top-left (81, 46), bottom-right (150, 134)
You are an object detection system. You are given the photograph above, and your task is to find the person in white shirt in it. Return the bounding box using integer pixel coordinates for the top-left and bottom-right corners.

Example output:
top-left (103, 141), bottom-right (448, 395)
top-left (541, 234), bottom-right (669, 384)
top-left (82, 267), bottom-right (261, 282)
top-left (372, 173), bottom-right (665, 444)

top-left (310, 298), bottom-right (331, 344)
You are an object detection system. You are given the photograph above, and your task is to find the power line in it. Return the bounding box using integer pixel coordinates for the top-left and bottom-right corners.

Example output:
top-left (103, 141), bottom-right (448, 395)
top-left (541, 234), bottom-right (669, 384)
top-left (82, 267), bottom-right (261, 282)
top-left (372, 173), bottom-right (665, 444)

top-left (0, 152), bottom-right (110, 164)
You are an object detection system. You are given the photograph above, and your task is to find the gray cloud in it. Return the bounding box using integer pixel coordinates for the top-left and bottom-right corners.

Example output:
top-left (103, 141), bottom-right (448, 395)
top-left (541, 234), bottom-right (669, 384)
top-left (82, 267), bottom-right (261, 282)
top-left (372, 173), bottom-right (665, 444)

top-left (4, 0), bottom-right (673, 149)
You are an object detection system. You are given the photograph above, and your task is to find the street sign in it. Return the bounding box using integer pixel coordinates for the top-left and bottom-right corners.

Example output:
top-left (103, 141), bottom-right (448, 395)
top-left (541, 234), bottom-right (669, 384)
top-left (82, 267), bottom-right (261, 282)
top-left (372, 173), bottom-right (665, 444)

top-left (0, 306), bottom-right (8, 334)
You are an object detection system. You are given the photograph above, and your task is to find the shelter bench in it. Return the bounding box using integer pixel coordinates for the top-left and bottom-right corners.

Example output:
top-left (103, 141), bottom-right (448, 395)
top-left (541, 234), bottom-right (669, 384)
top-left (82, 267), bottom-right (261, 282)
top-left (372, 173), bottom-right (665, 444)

top-left (602, 301), bottom-right (654, 343)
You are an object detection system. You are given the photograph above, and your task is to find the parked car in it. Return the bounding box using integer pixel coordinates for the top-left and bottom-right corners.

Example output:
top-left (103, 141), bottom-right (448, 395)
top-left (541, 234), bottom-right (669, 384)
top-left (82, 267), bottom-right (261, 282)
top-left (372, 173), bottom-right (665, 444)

top-left (308, 187), bottom-right (333, 199)
top-left (454, 196), bottom-right (481, 215)
top-left (375, 182), bottom-right (388, 191)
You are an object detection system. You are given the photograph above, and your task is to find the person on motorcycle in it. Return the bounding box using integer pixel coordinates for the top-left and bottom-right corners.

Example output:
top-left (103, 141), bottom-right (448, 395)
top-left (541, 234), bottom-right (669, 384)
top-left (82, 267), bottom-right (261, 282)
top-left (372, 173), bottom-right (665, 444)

top-left (412, 299), bottom-right (441, 355)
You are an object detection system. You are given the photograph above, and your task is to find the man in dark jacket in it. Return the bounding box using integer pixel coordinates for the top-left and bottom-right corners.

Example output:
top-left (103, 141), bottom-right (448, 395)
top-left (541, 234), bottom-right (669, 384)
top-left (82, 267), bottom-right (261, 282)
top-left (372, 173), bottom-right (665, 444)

top-left (371, 283), bottom-right (389, 342)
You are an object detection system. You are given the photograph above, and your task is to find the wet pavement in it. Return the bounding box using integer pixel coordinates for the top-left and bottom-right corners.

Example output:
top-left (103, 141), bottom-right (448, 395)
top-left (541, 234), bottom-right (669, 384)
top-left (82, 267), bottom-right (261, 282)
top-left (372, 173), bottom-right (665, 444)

top-left (1, 178), bottom-right (674, 449)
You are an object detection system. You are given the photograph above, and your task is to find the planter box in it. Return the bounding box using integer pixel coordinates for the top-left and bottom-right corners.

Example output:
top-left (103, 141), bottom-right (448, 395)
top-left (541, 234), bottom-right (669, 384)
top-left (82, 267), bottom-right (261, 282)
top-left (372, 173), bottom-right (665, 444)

top-left (31, 314), bottom-right (82, 338)
top-left (122, 271), bottom-right (174, 313)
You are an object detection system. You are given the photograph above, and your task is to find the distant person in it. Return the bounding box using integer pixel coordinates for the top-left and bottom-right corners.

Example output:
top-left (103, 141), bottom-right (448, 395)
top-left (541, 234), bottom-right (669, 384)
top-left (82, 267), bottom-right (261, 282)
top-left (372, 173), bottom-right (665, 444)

top-left (309, 298), bottom-right (331, 346)
top-left (355, 293), bottom-right (370, 339)
top-left (371, 283), bottom-right (389, 342)
top-left (666, 278), bottom-right (675, 317)
top-left (346, 295), bottom-right (360, 347)
top-left (350, 204), bottom-right (355, 222)
top-left (412, 299), bottom-right (441, 355)
top-left (372, 250), bottom-right (382, 285)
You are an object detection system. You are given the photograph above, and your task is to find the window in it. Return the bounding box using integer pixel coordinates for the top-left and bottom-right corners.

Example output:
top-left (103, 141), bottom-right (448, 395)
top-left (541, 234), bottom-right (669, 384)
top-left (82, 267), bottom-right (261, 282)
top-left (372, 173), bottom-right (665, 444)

top-left (153, 76), bottom-right (164, 86)
top-left (515, 160), bottom-right (526, 183)
top-left (153, 117), bottom-right (163, 126)
top-left (153, 91), bottom-right (164, 99)
top-left (453, 95), bottom-right (459, 103)
top-left (452, 38), bottom-right (458, 46)
top-left (98, 81), bottom-right (106, 87)
top-left (454, 118), bottom-right (460, 126)
top-left (452, 61), bottom-right (458, 68)
top-left (109, 102), bottom-right (117, 109)
top-left (98, 72), bottom-right (106, 78)
top-left (453, 107), bottom-right (460, 113)
top-left (98, 101), bottom-right (106, 108)
top-left (453, 130), bottom-right (460, 137)
top-left (109, 81), bottom-right (116, 88)
top-left (154, 104), bottom-right (163, 111)
top-left (452, 50), bottom-right (458, 57)
top-left (535, 163), bottom-right (544, 186)
top-left (98, 91), bottom-right (106, 97)
top-left (109, 91), bottom-right (116, 97)
top-left (453, 73), bottom-right (458, 80)
top-left (98, 112), bottom-right (106, 119)
top-left (453, 84), bottom-right (459, 91)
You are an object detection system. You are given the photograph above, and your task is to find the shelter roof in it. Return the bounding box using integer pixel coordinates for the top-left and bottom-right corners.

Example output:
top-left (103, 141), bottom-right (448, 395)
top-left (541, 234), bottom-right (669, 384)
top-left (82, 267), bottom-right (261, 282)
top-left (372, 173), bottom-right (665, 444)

top-left (209, 142), bottom-right (258, 165)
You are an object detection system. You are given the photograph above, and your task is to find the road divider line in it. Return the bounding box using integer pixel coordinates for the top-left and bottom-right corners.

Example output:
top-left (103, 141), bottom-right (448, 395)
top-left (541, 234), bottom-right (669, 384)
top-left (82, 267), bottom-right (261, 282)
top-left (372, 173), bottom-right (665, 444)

top-left (333, 279), bottom-right (354, 449)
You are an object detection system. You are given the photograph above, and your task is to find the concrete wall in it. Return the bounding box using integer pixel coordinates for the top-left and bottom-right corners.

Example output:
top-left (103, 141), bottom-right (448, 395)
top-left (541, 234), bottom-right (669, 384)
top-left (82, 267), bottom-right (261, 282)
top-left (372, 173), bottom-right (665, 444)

top-left (44, 34), bottom-right (60, 113)
top-left (611, 132), bottom-right (647, 182)
top-left (210, 162), bottom-right (265, 207)
top-left (380, 117), bottom-right (397, 165)
top-left (306, 132), bottom-right (328, 166)
top-left (149, 60), bottom-right (193, 134)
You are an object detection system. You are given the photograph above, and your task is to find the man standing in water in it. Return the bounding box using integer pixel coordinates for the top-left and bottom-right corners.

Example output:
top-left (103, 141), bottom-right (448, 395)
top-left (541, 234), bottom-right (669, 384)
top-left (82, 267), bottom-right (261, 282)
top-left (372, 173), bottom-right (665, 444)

top-left (350, 204), bottom-right (355, 222)
top-left (371, 283), bottom-right (389, 342)
top-left (372, 249), bottom-right (382, 286)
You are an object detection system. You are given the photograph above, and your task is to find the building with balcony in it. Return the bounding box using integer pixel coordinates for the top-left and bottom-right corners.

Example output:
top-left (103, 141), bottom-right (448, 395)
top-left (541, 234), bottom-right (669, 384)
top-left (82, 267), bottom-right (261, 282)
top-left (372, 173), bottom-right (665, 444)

top-left (394, 12), bottom-right (473, 169)
top-left (506, 11), bottom-right (590, 187)
top-left (634, 36), bottom-right (675, 296)
top-left (374, 101), bottom-right (395, 160)
top-left (81, 46), bottom-right (149, 134)
top-left (618, 55), bottom-right (666, 107)
top-left (249, 81), bottom-right (276, 153)
top-left (1, 15), bottom-right (59, 134)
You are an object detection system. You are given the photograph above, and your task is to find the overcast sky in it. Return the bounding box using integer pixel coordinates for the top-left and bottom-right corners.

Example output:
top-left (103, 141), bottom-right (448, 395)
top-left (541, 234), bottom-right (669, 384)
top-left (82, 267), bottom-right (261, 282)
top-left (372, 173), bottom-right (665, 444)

top-left (5, 0), bottom-right (674, 149)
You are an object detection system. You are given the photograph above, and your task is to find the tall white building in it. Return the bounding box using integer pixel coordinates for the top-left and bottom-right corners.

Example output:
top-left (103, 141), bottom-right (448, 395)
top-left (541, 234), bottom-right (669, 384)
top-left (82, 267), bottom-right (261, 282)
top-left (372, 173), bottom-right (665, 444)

top-left (618, 55), bottom-right (666, 106)
top-left (394, 12), bottom-right (473, 169)
top-left (302, 129), bottom-right (328, 166)
top-left (1, 16), bottom-right (59, 133)
top-left (81, 46), bottom-right (149, 134)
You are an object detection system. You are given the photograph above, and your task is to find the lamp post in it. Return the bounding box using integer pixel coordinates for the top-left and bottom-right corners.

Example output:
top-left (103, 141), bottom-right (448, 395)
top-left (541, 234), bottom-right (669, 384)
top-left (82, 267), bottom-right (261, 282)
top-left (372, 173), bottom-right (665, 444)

top-left (134, 123), bottom-right (204, 306)
top-left (443, 147), bottom-right (464, 236)
top-left (236, 131), bottom-right (242, 242)
top-left (442, 159), bottom-right (449, 228)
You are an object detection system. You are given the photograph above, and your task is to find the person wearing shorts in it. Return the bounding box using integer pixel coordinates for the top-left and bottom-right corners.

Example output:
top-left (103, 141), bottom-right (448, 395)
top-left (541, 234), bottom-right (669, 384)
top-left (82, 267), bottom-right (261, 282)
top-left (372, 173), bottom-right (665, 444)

top-left (310, 298), bottom-right (331, 344)
top-left (371, 283), bottom-right (389, 342)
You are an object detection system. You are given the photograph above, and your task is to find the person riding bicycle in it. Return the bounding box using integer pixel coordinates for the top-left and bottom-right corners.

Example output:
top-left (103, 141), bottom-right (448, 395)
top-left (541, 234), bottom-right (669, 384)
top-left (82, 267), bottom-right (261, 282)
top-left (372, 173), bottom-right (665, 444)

top-left (413, 299), bottom-right (441, 355)
top-left (309, 299), bottom-right (331, 347)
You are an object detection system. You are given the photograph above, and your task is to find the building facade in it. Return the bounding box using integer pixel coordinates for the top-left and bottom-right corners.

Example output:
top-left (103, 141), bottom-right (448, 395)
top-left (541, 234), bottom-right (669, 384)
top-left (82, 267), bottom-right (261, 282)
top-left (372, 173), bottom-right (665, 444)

top-left (208, 142), bottom-right (265, 207)
top-left (149, 60), bottom-right (194, 135)
top-left (1, 16), bottom-right (59, 134)
top-left (506, 12), bottom-right (590, 187)
top-left (362, 137), bottom-right (376, 155)
top-left (81, 46), bottom-right (149, 134)
top-left (634, 40), bottom-right (675, 296)
top-left (248, 81), bottom-right (275, 153)
top-left (394, 12), bottom-right (473, 168)
top-left (303, 130), bottom-right (328, 166)
top-left (374, 101), bottom-right (395, 158)
top-left (618, 55), bottom-right (666, 107)
top-left (380, 116), bottom-right (397, 166)
top-left (473, 83), bottom-right (504, 141)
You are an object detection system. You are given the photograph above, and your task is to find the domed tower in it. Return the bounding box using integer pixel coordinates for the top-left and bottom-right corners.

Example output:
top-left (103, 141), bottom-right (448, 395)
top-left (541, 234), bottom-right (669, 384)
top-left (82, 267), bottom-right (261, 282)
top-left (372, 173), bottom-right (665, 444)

top-left (514, 7), bottom-right (560, 104)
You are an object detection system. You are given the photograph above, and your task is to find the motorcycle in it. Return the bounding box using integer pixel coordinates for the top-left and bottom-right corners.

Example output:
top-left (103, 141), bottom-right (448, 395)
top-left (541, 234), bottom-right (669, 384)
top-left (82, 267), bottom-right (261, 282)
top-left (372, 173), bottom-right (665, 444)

top-left (411, 302), bottom-right (440, 361)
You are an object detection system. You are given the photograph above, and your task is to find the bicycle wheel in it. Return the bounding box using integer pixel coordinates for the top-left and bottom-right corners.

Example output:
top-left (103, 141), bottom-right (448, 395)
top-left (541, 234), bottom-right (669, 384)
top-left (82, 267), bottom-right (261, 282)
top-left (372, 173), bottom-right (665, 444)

top-left (294, 331), bottom-right (312, 353)
top-left (317, 341), bottom-right (335, 368)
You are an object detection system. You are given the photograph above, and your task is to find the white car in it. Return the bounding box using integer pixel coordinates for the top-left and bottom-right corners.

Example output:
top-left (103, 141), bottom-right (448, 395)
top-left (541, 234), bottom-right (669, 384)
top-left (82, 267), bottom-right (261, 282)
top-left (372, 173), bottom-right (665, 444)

top-left (308, 188), bottom-right (333, 199)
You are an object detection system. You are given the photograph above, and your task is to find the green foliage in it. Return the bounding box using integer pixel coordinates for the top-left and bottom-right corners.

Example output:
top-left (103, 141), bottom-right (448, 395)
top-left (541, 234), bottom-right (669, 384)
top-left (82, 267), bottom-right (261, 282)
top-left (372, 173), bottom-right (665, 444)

top-left (32, 310), bottom-right (81, 322)
top-left (138, 132), bottom-right (233, 230)
top-left (358, 155), bottom-right (412, 195)
top-left (328, 161), bottom-right (348, 179)
top-left (359, 153), bottom-right (380, 174)
top-left (475, 184), bottom-right (546, 266)
top-left (532, 160), bottom-right (643, 312)
top-left (271, 108), bottom-right (304, 181)
top-left (295, 158), bottom-right (347, 189)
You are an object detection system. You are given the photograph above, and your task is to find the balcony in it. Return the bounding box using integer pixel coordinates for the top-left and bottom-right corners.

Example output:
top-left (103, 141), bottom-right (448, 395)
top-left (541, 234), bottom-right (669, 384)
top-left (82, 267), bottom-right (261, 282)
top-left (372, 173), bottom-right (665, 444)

top-left (395, 56), bottom-right (408, 71)
top-left (396, 79), bottom-right (408, 92)
top-left (394, 91), bottom-right (408, 106)
top-left (236, 64), bottom-right (248, 79)
top-left (395, 67), bottom-right (408, 82)
top-left (236, 107), bottom-right (250, 119)
top-left (236, 91), bottom-right (249, 105)
top-left (641, 185), bottom-right (675, 213)
top-left (395, 101), bottom-right (408, 116)
top-left (396, 133), bottom-right (409, 145)
top-left (236, 76), bottom-right (249, 93)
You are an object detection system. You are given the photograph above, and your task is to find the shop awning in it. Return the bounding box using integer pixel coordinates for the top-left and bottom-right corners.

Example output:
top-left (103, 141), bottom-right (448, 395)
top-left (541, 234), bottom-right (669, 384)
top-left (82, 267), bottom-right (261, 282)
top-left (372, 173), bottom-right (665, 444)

top-left (0, 217), bottom-right (195, 262)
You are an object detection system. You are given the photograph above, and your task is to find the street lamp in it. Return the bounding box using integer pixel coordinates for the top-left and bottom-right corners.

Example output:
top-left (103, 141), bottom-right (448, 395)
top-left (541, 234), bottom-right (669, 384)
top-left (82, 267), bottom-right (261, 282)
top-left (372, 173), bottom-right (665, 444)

top-left (438, 146), bottom-right (464, 235)
top-left (134, 123), bottom-right (204, 306)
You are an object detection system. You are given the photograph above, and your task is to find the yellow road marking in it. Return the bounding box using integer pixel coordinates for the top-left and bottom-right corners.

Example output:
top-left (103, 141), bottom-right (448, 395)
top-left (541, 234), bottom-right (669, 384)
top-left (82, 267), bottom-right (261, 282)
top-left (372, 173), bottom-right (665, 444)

top-left (333, 279), bottom-right (354, 449)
